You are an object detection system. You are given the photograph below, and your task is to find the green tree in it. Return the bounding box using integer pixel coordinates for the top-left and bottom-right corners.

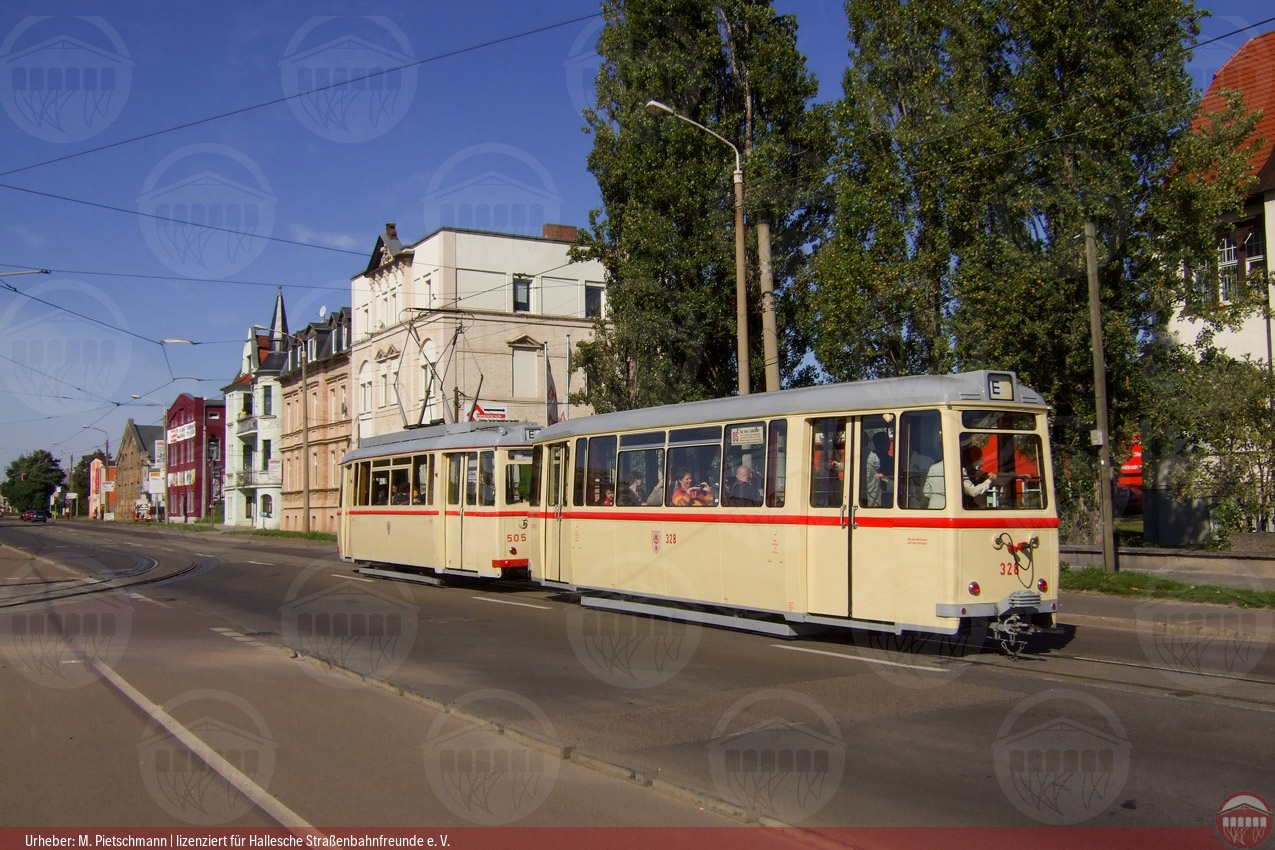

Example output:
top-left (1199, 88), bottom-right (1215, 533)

top-left (1, 450), bottom-right (65, 512)
top-left (815, 0), bottom-right (1259, 533)
top-left (70, 451), bottom-right (107, 517)
top-left (571, 0), bottom-right (832, 411)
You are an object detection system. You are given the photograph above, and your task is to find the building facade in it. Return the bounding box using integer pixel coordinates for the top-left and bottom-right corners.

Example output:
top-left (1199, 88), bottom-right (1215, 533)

top-left (88, 457), bottom-right (115, 520)
top-left (351, 223), bottom-right (605, 442)
top-left (279, 307), bottom-right (353, 533)
top-left (165, 394), bottom-right (225, 522)
top-left (223, 293), bottom-right (287, 529)
top-left (113, 419), bottom-right (164, 521)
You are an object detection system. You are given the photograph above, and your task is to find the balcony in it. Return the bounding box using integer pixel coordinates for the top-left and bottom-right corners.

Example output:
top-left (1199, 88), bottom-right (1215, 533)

top-left (244, 469), bottom-right (281, 488)
top-left (234, 413), bottom-right (275, 440)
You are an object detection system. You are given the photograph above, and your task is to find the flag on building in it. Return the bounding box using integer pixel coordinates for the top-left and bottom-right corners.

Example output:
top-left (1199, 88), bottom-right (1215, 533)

top-left (546, 347), bottom-right (560, 425)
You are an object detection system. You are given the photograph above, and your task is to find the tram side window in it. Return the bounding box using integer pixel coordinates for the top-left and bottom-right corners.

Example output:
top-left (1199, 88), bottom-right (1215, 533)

top-left (506, 450), bottom-right (534, 504)
top-left (721, 421), bottom-right (765, 507)
top-left (809, 418), bottom-right (846, 508)
top-left (412, 455), bottom-right (432, 504)
top-left (528, 446), bottom-right (543, 507)
top-left (354, 462), bottom-right (371, 506)
top-left (665, 444), bottom-right (720, 507)
top-left (958, 432), bottom-right (1047, 510)
top-left (573, 438), bottom-right (588, 506)
top-left (898, 410), bottom-right (943, 509)
top-left (586, 436), bottom-right (617, 506)
top-left (447, 455), bottom-right (462, 505)
top-left (766, 420), bottom-right (787, 508)
top-left (617, 447), bottom-right (664, 506)
top-left (390, 465), bottom-right (410, 505)
top-left (477, 451), bottom-right (495, 506)
top-left (858, 415), bottom-right (895, 509)
top-left (371, 469), bottom-right (391, 506)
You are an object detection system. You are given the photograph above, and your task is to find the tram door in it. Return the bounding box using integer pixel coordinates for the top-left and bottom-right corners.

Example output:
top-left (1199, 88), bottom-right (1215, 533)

top-left (806, 417), bottom-right (852, 617)
top-left (543, 443), bottom-right (569, 583)
top-left (443, 453), bottom-right (469, 570)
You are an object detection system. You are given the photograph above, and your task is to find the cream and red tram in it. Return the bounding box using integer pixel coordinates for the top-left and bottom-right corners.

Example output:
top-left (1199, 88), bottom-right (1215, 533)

top-left (531, 370), bottom-right (1058, 641)
top-left (338, 422), bottom-right (540, 581)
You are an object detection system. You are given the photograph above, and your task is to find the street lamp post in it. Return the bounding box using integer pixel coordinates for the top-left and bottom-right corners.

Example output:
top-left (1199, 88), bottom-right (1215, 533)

top-left (646, 99), bottom-right (750, 396)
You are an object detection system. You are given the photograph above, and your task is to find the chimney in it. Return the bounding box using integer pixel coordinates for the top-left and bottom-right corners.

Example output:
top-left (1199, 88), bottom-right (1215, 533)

top-left (542, 223), bottom-right (579, 242)
top-left (385, 222), bottom-right (398, 240)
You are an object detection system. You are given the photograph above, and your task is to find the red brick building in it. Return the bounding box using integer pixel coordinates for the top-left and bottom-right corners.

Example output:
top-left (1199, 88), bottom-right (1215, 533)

top-left (165, 394), bottom-right (226, 522)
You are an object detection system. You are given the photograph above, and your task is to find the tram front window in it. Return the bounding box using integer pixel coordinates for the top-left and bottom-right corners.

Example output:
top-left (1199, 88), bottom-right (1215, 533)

top-left (959, 431), bottom-right (1047, 510)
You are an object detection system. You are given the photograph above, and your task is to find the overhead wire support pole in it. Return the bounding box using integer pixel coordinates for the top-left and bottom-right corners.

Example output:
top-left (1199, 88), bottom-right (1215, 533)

top-left (1085, 221), bottom-right (1118, 574)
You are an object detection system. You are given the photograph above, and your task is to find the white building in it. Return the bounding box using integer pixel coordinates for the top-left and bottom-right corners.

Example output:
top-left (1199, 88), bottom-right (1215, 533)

top-left (222, 292), bottom-right (288, 529)
top-left (352, 223), bottom-right (606, 441)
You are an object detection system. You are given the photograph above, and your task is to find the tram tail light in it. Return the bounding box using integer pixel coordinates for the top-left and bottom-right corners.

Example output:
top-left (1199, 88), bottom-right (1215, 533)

top-left (509, 546), bottom-right (518, 555)
top-left (1037, 578), bottom-right (1048, 593)
top-left (968, 581), bottom-right (981, 596)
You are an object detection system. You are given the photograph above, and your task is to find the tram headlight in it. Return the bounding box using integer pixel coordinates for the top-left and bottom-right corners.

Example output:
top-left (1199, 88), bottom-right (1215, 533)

top-left (1037, 578), bottom-right (1048, 593)
top-left (968, 581), bottom-right (981, 596)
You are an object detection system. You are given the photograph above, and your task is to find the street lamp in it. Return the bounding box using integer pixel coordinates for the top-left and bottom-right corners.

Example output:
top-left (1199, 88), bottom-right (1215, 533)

top-left (82, 425), bottom-right (110, 459)
top-left (646, 99), bottom-right (750, 396)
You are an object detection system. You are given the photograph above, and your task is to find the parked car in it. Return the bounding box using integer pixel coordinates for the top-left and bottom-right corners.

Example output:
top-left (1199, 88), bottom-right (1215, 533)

top-left (21, 509), bottom-right (35, 521)
top-left (30, 511), bottom-right (47, 523)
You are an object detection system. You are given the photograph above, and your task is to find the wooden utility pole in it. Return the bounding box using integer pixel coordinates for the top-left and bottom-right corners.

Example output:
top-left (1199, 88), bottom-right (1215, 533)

top-left (1085, 222), bottom-right (1118, 573)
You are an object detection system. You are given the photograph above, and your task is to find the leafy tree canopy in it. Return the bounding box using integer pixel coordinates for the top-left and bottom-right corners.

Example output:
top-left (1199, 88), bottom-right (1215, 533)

top-left (1, 450), bottom-right (65, 512)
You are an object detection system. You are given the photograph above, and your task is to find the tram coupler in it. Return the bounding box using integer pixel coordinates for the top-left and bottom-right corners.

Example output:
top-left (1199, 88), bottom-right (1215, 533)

top-left (988, 613), bottom-right (1038, 659)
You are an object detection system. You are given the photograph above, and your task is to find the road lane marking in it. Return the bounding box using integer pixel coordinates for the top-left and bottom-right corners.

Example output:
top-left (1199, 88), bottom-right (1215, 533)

top-left (471, 596), bottom-right (550, 610)
top-left (126, 593), bottom-right (171, 608)
top-left (334, 574), bottom-right (374, 582)
top-left (770, 643), bottom-right (946, 671)
top-left (248, 561), bottom-right (273, 566)
top-left (91, 659), bottom-right (320, 835)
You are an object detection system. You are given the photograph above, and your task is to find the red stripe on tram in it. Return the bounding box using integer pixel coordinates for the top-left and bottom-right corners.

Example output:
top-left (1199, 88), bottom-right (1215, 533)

top-left (534, 509), bottom-right (1058, 530)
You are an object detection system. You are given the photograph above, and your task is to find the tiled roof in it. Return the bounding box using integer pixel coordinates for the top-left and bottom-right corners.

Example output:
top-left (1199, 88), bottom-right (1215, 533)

top-left (1201, 29), bottom-right (1275, 193)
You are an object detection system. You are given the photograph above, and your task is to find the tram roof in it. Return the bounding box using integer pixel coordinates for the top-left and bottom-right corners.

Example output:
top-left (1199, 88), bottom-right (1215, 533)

top-left (536, 370), bottom-right (1046, 441)
top-left (344, 421), bottom-right (540, 462)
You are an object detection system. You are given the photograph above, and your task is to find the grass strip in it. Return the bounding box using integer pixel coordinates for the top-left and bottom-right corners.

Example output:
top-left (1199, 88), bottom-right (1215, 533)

top-left (1061, 565), bottom-right (1275, 608)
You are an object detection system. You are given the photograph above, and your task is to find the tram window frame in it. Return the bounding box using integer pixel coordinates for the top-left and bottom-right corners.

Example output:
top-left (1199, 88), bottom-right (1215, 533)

top-left (665, 443), bottom-right (721, 507)
top-left (958, 431), bottom-right (1048, 510)
top-left (961, 410), bottom-right (1037, 431)
top-left (669, 425), bottom-right (722, 446)
top-left (858, 415), bottom-right (896, 510)
top-left (617, 448), bottom-right (664, 506)
top-left (371, 469), bottom-right (391, 506)
top-left (529, 445), bottom-right (543, 507)
top-left (809, 418), bottom-right (846, 509)
top-left (506, 450), bottom-right (534, 504)
top-left (474, 451), bottom-right (495, 506)
top-left (447, 454), bottom-right (462, 505)
top-left (354, 462), bottom-right (371, 506)
top-left (572, 438), bottom-right (588, 506)
top-left (620, 431), bottom-right (665, 448)
top-left (721, 421), bottom-right (766, 508)
top-left (766, 419), bottom-right (787, 508)
top-left (586, 435), bottom-right (617, 506)
top-left (389, 464), bottom-right (410, 505)
top-left (898, 409), bottom-right (944, 510)
top-left (412, 455), bottom-right (432, 504)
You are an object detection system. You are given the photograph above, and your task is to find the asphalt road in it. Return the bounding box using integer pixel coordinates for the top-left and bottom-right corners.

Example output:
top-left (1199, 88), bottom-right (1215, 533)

top-left (1, 518), bottom-right (1271, 840)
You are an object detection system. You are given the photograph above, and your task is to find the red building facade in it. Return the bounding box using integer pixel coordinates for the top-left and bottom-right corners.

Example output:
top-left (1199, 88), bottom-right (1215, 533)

top-left (165, 394), bottom-right (226, 521)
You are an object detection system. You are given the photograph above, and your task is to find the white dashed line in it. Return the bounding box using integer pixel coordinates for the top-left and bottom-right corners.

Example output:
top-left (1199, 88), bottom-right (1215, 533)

top-left (770, 643), bottom-right (945, 671)
top-left (334, 574), bottom-right (374, 582)
top-left (247, 561), bottom-right (273, 566)
top-left (471, 596), bottom-right (550, 610)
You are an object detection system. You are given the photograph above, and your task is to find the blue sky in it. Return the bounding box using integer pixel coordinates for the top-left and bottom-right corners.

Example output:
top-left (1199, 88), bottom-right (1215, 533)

top-left (0, 0), bottom-right (1268, 475)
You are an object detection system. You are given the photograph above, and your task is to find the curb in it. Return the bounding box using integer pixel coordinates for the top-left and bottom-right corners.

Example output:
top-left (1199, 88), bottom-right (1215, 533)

top-left (1061, 610), bottom-right (1271, 640)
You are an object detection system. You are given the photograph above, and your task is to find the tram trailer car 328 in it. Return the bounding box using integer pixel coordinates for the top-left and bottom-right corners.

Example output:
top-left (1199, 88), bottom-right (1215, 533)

top-left (529, 370), bottom-right (1058, 650)
top-left (339, 422), bottom-right (542, 581)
